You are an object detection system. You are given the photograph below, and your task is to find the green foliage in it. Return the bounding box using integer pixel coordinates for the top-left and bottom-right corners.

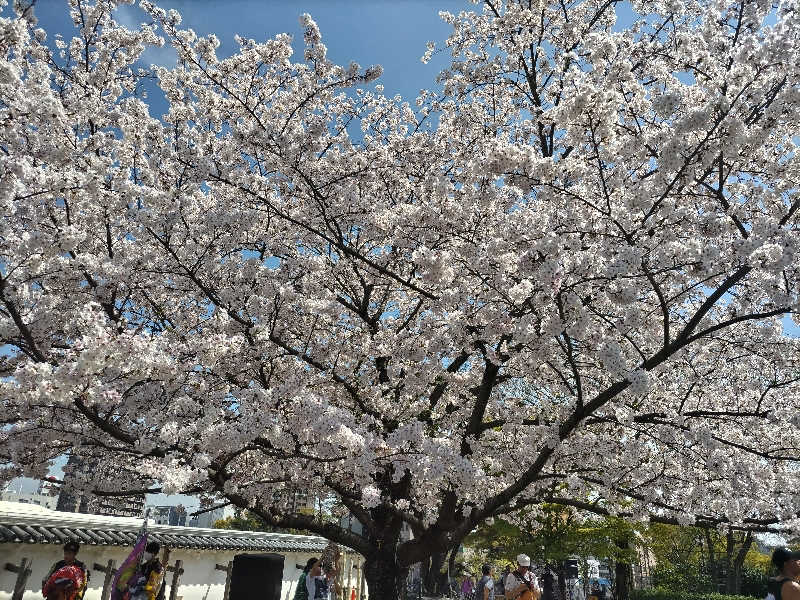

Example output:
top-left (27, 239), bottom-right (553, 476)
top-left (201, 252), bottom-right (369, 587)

top-left (645, 523), bottom-right (707, 592)
top-left (465, 513), bottom-right (771, 600)
top-left (738, 548), bottom-right (771, 597)
top-left (460, 550), bottom-right (507, 580)
top-left (464, 515), bottom-right (528, 560)
top-left (743, 548), bottom-right (772, 572)
top-left (738, 566), bottom-right (770, 598)
top-left (631, 588), bottom-right (757, 600)
top-left (645, 523), bottom-right (702, 563)
top-left (213, 511), bottom-right (269, 531)
top-left (650, 564), bottom-right (713, 593)
top-left (643, 523), bottom-right (771, 597)
top-left (464, 505), bottom-right (640, 569)
top-left (646, 524), bottom-right (711, 593)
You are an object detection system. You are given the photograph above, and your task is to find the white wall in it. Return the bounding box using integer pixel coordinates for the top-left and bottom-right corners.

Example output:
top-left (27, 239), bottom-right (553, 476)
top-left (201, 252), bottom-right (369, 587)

top-left (1, 543), bottom-right (136, 600)
top-left (0, 544), bottom-right (362, 600)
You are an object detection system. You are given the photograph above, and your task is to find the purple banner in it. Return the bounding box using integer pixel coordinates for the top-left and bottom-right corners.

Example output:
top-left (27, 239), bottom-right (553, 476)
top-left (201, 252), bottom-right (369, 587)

top-left (110, 533), bottom-right (148, 600)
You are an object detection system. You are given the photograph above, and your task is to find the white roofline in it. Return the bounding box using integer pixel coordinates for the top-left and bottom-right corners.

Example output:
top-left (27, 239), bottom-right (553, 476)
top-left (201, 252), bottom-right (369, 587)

top-left (0, 501), bottom-right (329, 545)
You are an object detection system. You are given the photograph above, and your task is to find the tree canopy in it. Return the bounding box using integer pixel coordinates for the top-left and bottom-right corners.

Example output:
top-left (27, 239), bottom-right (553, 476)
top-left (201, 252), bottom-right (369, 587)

top-left (1, 0), bottom-right (799, 597)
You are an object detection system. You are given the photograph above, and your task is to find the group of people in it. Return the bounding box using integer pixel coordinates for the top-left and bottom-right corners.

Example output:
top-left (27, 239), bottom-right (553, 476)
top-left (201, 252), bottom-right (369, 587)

top-left (460, 554), bottom-right (541, 600)
top-left (462, 544), bottom-right (800, 600)
top-left (42, 538), bottom-right (800, 600)
top-left (41, 540), bottom-right (165, 600)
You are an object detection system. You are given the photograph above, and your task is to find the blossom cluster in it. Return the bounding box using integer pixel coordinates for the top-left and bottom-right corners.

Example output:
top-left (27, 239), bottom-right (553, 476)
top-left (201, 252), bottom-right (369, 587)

top-left (0, 0), bottom-right (799, 573)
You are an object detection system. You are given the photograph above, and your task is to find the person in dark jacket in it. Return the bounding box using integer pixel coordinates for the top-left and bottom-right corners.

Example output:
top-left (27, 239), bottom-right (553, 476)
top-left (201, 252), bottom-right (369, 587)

top-left (474, 565), bottom-right (495, 600)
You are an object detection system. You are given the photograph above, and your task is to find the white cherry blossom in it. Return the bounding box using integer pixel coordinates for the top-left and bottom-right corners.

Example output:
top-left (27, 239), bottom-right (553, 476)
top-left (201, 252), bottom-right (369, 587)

top-left (1, 0), bottom-right (800, 597)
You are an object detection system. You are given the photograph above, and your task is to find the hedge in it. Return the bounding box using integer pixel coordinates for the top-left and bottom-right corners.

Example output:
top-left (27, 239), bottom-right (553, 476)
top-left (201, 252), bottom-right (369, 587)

top-left (631, 588), bottom-right (759, 600)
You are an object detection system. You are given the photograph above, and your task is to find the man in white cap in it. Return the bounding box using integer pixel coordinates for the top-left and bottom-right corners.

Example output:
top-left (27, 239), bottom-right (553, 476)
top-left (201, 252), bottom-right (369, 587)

top-left (503, 554), bottom-right (540, 600)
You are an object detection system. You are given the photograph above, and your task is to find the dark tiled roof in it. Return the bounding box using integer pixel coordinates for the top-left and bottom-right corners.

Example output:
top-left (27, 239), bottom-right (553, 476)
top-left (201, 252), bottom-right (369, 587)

top-left (0, 522), bottom-right (331, 553)
top-left (0, 501), bottom-right (346, 554)
top-left (0, 523), bottom-right (327, 552)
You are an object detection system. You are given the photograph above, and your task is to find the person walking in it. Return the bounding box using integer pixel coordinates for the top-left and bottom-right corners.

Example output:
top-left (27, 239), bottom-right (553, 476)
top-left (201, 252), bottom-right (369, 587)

top-left (496, 566), bottom-right (510, 598)
top-left (293, 559), bottom-right (318, 600)
top-left (766, 547), bottom-right (800, 600)
top-left (461, 574), bottom-right (475, 600)
top-left (305, 558), bottom-right (335, 600)
top-left (42, 541), bottom-right (89, 600)
top-left (503, 555), bottom-right (540, 600)
top-left (475, 565), bottom-right (495, 600)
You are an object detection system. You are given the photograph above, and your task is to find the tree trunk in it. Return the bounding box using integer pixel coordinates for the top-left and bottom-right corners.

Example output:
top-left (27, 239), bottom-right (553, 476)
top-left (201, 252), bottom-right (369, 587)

top-left (421, 551), bottom-right (446, 595)
top-left (613, 536), bottom-right (633, 600)
top-left (418, 557), bottom-right (431, 595)
top-left (447, 547), bottom-right (458, 582)
top-left (725, 530), bottom-right (752, 595)
top-left (703, 528), bottom-right (718, 592)
top-left (614, 560), bottom-right (631, 600)
top-left (556, 564), bottom-right (566, 600)
top-left (364, 552), bottom-right (408, 600)
top-left (613, 537), bottom-right (630, 600)
top-left (723, 527), bottom-right (734, 595)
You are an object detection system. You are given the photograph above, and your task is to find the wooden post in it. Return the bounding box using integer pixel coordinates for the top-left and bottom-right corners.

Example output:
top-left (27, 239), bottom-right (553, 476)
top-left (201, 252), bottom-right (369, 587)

top-left (345, 555), bottom-right (354, 600)
top-left (158, 548), bottom-right (171, 600)
top-left (166, 560), bottom-right (184, 600)
top-left (93, 559), bottom-right (117, 600)
top-left (5, 558), bottom-right (33, 600)
top-left (336, 555), bottom-right (345, 600)
top-left (214, 562), bottom-right (233, 600)
top-left (335, 555), bottom-right (344, 600)
top-left (358, 561), bottom-right (366, 600)
top-left (354, 558), bottom-right (361, 600)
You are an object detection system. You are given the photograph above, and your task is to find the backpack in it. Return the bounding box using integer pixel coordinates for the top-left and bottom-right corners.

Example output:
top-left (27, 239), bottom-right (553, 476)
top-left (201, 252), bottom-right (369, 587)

top-left (474, 576), bottom-right (493, 600)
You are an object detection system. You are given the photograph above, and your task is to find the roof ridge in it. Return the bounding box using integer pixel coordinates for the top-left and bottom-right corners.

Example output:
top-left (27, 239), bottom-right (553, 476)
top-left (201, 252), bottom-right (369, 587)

top-left (0, 501), bottom-right (354, 554)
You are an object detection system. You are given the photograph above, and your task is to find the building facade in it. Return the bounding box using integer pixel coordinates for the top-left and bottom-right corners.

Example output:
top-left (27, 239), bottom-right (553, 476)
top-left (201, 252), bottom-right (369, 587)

top-left (0, 491), bottom-right (57, 511)
top-left (188, 505), bottom-right (234, 529)
top-left (55, 455), bottom-right (145, 518)
top-left (0, 501), bottom-right (365, 600)
top-left (149, 505), bottom-right (188, 527)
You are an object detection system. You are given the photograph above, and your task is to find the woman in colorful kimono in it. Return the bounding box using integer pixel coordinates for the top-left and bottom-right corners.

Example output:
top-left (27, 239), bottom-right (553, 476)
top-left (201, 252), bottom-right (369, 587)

top-left (42, 541), bottom-right (88, 600)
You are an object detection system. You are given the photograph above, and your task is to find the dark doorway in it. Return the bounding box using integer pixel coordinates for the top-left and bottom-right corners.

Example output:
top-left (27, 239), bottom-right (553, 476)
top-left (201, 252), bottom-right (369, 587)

top-left (229, 553), bottom-right (285, 600)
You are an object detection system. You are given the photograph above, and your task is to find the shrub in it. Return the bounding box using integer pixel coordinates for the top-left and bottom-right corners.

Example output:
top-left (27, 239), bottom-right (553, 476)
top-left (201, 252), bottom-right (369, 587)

top-left (650, 565), bottom-right (714, 593)
top-left (739, 566), bottom-right (770, 598)
top-left (631, 588), bottom-right (758, 600)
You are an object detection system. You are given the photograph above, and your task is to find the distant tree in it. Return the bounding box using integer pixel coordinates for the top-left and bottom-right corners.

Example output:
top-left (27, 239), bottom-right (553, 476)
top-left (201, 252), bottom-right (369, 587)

top-left (646, 524), bottom-right (711, 593)
top-left (646, 523), bottom-right (771, 596)
top-left (212, 511), bottom-right (269, 532)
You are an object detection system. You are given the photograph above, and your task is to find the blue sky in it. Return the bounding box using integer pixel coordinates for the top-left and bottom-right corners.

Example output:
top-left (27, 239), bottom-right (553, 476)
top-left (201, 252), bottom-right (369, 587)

top-left (32, 0), bottom-right (468, 107)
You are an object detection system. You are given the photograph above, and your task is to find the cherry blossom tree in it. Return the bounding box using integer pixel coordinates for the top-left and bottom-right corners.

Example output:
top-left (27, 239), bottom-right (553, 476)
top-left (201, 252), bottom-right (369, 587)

top-left (1, 0), bottom-right (800, 597)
